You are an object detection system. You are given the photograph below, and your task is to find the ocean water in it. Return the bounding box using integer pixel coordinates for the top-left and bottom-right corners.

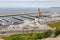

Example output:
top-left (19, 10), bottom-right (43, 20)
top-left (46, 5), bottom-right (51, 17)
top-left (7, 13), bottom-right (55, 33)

top-left (0, 7), bottom-right (59, 22)
top-left (0, 13), bottom-right (37, 22)
top-left (0, 8), bottom-right (37, 13)
top-left (0, 7), bottom-right (60, 13)
top-left (0, 8), bottom-right (37, 22)
top-left (0, 8), bottom-right (50, 14)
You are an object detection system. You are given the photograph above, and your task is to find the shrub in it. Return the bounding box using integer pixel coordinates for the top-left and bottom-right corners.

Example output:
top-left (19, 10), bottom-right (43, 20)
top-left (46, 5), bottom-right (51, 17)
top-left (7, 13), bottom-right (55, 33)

top-left (36, 33), bottom-right (44, 39)
top-left (44, 30), bottom-right (52, 38)
top-left (4, 30), bottom-right (52, 40)
top-left (55, 28), bottom-right (60, 37)
top-left (36, 30), bottom-right (52, 39)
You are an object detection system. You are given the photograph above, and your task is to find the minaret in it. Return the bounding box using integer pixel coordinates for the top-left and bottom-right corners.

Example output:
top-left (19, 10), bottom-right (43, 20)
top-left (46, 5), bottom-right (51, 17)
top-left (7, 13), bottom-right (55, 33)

top-left (38, 8), bottom-right (41, 18)
top-left (37, 8), bottom-right (41, 22)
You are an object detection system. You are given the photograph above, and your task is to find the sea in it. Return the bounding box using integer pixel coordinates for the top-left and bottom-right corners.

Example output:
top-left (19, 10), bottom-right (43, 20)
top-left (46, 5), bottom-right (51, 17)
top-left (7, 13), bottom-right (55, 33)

top-left (0, 8), bottom-right (49, 13)
top-left (0, 7), bottom-right (59, 22)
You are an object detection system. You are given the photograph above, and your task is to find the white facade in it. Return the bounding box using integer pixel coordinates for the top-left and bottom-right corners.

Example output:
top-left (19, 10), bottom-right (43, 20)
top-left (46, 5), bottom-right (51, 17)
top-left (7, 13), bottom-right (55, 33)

top-left (50, 12), bottom-right (60, 21)
top-left (6, 12), bottom-right (60, 31)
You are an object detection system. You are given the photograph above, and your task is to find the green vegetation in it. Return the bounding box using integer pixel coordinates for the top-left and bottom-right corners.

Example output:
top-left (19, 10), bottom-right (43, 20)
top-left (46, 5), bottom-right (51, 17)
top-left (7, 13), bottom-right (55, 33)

top-left (3, 22), bottom-right (60, 40)
top-left (4, 30), bottom-right (52, 40)
top-left (47, 22), bottom-right (60, 37)
top-left (47, 22), bottom-right (60, 28)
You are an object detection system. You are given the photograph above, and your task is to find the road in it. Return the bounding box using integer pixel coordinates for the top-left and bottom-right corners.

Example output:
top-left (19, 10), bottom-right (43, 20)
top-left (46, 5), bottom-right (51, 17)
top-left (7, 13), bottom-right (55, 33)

top-left (0, 29), bottom-right (46, 36)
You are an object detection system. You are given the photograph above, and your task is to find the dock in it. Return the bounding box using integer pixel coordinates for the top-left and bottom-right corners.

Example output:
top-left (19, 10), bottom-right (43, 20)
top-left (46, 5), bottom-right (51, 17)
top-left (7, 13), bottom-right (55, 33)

top-left (0, 12), bottom-right (35, 17)
top-left (20, 16), bottom-right (35, 20)
top-left (12, 17), bottom-right (23, 21)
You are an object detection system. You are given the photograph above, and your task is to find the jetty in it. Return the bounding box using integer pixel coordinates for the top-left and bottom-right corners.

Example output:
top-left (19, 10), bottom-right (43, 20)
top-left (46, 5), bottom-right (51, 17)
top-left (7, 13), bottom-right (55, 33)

top-left (0, 12), bottom-right (35, 17)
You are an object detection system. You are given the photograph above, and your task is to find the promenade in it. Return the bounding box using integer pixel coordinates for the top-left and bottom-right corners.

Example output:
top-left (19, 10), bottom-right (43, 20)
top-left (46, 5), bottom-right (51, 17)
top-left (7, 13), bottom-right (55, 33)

top-left (0, 29), bottom-right (47, 37)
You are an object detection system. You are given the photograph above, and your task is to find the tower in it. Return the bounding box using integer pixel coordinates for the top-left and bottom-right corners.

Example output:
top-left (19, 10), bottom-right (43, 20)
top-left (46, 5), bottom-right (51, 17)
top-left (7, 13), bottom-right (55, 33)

top-left (37, 8), bottom-right (41, 22)
top-left (38, 8), bottom-right (41, 18)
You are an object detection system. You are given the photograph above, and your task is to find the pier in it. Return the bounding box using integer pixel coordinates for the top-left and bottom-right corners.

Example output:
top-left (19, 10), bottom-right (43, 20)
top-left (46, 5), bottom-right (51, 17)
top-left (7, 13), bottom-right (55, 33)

top-left (20, 16), bottom-right (35, 20)
top-left (0, 12), bottom-right (35, 17)
top-left (12, 16), bottom-right (23, 21)
top-left (2, 18), bottom-right (10, 22)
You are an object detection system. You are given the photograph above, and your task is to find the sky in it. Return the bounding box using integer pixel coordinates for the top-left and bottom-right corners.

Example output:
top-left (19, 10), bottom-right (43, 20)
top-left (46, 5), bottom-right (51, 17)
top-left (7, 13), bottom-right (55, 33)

top-left (0, 0), bottom-right (54, 1)
top-left (0, 0), bottom-right (59, 8)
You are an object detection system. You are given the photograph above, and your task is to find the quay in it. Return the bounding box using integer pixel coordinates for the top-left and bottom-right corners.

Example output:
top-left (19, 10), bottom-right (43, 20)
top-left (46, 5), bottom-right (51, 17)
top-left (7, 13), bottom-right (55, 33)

top-left (0, 12), bottom-right (35, 17)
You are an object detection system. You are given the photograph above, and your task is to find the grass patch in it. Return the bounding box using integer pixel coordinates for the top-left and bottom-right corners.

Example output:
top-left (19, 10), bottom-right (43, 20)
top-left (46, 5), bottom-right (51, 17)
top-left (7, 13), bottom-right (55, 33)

top-left (47, 22), bottom-right (60, 28)
top-left (47, 22), bottom-right (60, 36)
top-left (3, 30), bottom-right (52, 40)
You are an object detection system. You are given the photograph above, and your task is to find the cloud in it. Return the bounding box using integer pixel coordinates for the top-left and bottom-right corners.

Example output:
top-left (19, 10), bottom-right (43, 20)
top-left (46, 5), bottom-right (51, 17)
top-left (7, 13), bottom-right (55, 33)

top-left (0, 0), bottom-right (54, 1)
top-left (0, 0), bottom-right (59, 8)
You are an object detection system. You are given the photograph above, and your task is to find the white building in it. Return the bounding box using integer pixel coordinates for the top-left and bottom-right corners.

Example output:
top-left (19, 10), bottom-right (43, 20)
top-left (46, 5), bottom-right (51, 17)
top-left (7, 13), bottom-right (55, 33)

top-left (48, 12), bottom-right (60, 21)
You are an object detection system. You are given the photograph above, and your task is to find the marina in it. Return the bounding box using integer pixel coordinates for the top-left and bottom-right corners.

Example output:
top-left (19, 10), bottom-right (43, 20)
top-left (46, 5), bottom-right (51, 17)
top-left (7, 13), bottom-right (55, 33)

top-left (0, 8), bottom-right (60, 36)
top-left (0, 0), bottom-right (60, 40)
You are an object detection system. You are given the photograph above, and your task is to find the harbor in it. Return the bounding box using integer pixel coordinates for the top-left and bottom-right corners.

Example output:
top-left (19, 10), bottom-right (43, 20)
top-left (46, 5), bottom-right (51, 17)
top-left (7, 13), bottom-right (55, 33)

top-left (0, 8), bottom-right (60, 36)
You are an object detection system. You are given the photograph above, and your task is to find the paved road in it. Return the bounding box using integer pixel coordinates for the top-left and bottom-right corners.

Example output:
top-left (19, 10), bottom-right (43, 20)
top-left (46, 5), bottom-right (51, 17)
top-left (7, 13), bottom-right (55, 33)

top-left (0, 29), bottom-right (47, 36)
